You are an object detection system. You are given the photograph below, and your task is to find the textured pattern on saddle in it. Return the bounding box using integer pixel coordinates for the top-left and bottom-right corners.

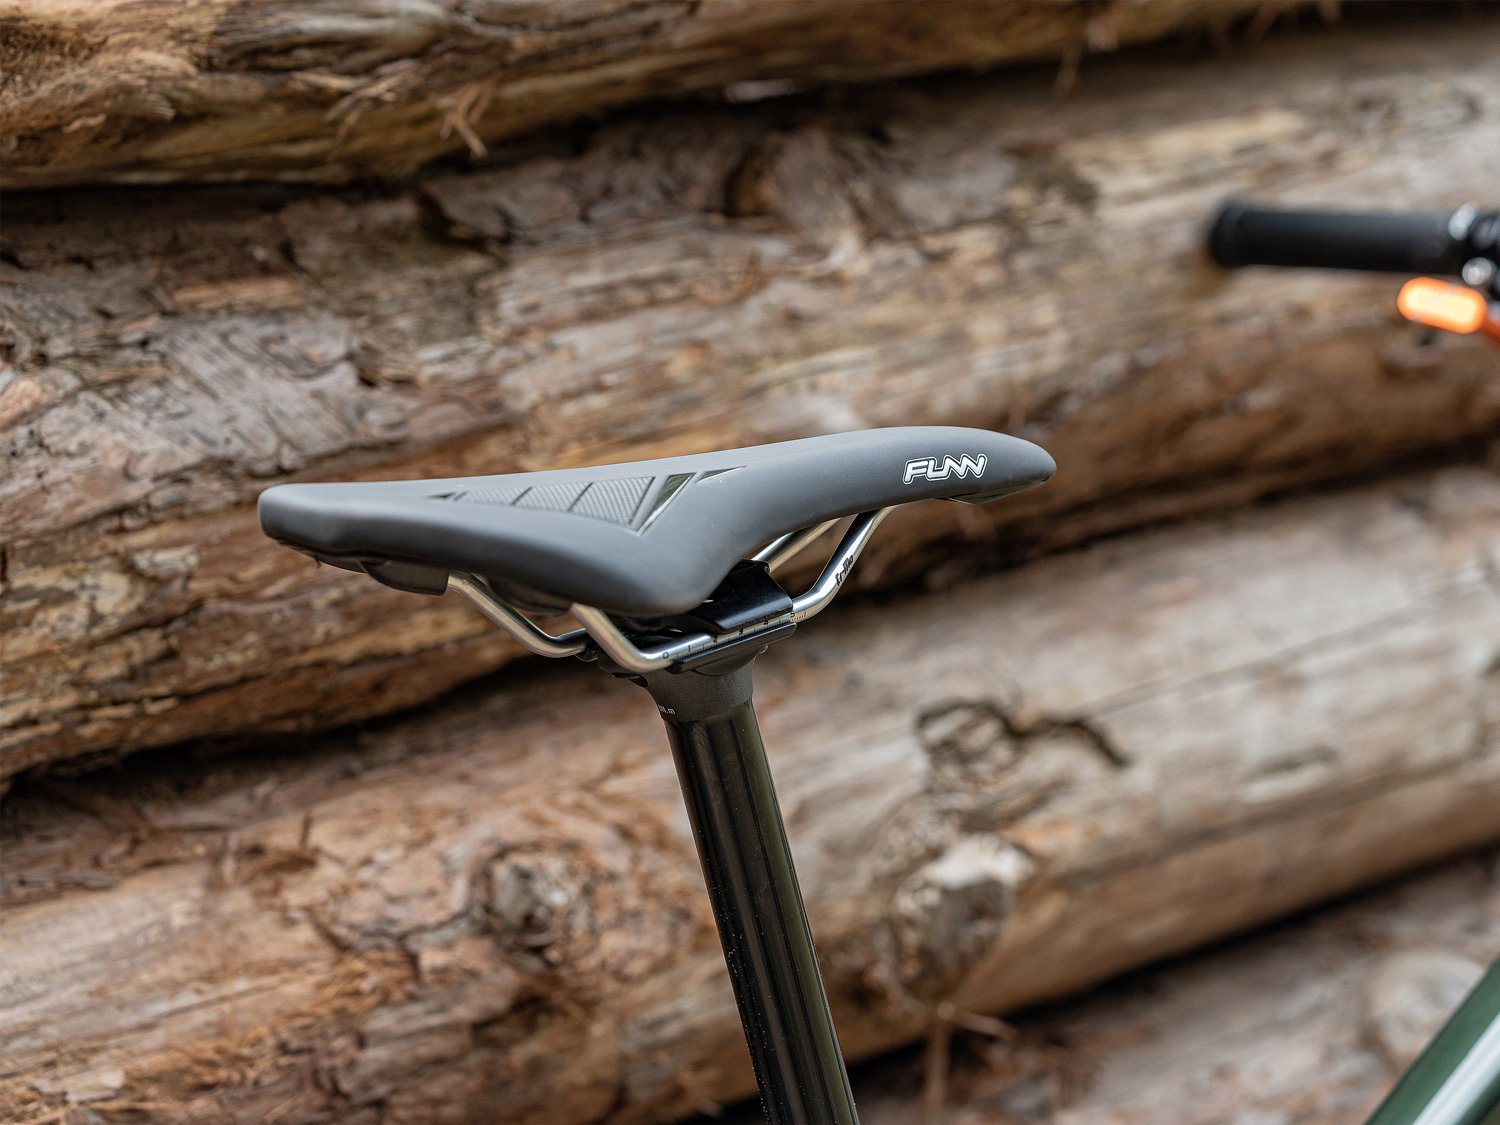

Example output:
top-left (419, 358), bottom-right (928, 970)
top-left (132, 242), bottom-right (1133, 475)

top-left (514, 481), bottom-right (588, 512)
top-left (456, 484), bottom-right (529, 506)
top-left (432, 475), bottom-right (656, 527)
top-left (570, 476), bottom-right (656, 524)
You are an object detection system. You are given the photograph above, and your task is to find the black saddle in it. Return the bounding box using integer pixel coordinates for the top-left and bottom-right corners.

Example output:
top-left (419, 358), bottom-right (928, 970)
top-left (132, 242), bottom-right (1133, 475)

top-left (258, 426), bottom-right (1054, 618)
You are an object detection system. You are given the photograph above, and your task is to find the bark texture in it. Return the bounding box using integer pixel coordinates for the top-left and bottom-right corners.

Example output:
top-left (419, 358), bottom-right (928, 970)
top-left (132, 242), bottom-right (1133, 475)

top-left (7, 463), bottom-right (1500, 1124)
top-left (0, 0), bottom-right (1275, 189)
top-left (770, 854), bottom-right (1500, 1125)
top-left (5, 19), bottom-right (1499, 781)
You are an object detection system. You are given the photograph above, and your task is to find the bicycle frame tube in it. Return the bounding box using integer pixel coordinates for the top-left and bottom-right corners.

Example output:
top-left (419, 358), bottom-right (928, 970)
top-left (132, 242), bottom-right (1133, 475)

top-left (644, 664), bottom-right (859, 1125)
top-left (1364, 956), bottom-right (1500, 1125)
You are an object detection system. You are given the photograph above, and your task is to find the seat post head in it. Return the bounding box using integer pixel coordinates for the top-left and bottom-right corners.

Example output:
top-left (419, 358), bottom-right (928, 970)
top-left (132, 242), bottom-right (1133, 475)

top-left (587, 560), bottom-right (796, 718)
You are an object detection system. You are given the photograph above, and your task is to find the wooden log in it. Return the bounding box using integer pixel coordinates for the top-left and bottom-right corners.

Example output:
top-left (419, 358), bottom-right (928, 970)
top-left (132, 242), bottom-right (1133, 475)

top-left (746, 853), bottom-right (1500, 1125)
top-left (5, 17), bottom-right (1500, 781)
top-left (6, 462), bottom-right (1500, 1123)
top-left (0, 0), bottom-right (1274, 189)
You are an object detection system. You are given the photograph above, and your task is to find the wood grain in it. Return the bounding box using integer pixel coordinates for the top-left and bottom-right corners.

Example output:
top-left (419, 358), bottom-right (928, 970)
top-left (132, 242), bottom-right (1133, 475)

top-left (732, 854), bottom-right (1500, 1125)
top-left (0, 0), bottom-right (1274, 188)
top-left (3, 20), bottom-right (1498, 781)
top-left (6, 462), bottom-right (1500, 1122)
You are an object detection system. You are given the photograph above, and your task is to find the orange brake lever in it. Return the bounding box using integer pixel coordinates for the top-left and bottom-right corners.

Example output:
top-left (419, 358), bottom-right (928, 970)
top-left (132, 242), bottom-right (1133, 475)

top-left (1397, 277), bottom-right (1500, 345)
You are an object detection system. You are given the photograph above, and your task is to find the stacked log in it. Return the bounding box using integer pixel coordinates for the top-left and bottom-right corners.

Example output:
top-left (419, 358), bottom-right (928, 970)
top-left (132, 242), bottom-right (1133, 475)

top-left (6, 463), bottom-right (1500, 1122)
top-left (4, 17), bottom-right (1498, 781)
top-left (1, 0), bottom-right (1271, 187)
top-left (4, 6), bottom-right (1500, 1123)
top-left (762, 854), bottom-right (1500, 1124)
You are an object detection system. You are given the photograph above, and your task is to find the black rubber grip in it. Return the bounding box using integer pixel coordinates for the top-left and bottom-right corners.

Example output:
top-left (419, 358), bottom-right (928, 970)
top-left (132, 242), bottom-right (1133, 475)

top-left (1209, 203), bottom-right (1474, 275)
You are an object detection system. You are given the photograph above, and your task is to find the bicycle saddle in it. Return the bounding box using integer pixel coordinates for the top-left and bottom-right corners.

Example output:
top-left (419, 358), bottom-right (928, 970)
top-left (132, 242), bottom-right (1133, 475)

top-left (259, 426), bottom-right (1053, 619)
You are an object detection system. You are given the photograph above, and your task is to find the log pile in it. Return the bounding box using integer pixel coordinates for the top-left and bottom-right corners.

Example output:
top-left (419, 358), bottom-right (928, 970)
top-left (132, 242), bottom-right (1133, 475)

top-left (6, 464), bottom-right (1500, 1123)
top-left (4, 5), bottom-right (1500, 1123)
top-left (4, 16), bottom-right (1498, 781)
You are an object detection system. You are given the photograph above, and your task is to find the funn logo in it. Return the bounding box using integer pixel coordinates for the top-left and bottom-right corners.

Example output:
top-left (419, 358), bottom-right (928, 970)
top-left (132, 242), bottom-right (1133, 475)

top-left (903, 454), bottom-right (987, 485)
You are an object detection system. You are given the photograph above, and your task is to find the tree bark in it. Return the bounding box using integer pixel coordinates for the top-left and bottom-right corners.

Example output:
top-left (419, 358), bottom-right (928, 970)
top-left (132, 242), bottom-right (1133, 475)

top-left (4, 17), bottom-right (1498, 781)
top-left (776, 853), bottom-right (1500, 1125)
top-left (0, 0), bottom-right (1275, 189)
top-left (6, 462), bottom-right (1500, 1124)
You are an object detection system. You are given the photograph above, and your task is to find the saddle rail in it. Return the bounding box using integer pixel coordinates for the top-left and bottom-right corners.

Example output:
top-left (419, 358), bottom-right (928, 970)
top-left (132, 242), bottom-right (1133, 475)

top-left (445, 508), bottom-right (891, 673)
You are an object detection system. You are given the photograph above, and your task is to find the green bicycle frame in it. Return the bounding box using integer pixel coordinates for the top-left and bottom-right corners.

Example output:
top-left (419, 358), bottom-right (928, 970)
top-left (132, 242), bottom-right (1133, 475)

top-left (1365, 956), bottom-right (1500, 1125)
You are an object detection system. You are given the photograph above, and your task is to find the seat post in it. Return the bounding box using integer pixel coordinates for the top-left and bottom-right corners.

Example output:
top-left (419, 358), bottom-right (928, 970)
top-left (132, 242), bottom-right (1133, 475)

top-left (641, 663), bottom-right (860, 1125)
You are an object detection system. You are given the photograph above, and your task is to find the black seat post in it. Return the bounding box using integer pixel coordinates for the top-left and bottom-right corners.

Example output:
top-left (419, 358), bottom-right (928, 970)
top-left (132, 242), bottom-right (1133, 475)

top-left (642, 661), bottom-right (859, 1125)
top-left (600, 559), bottom-right (859, 1121)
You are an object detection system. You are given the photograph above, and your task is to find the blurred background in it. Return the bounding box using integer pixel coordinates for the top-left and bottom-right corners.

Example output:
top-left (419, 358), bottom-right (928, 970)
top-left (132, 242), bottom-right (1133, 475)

top-left (2, 1), bottom-right (1498, 1122)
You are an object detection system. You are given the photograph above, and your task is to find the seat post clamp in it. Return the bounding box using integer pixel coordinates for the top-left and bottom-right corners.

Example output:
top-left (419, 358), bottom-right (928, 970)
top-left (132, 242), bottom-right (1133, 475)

top-left (653, 560), bottom-right (796, 674)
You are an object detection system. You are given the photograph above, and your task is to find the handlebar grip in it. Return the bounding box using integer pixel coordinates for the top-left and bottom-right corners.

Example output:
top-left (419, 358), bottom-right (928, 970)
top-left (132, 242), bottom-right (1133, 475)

top-left (1209, 204), bottom-right (1473, 275)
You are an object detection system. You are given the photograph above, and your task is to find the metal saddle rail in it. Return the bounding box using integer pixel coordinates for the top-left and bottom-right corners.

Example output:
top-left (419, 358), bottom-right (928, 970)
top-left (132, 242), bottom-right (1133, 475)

top-left (446, 509), bottom-right (892, 674)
